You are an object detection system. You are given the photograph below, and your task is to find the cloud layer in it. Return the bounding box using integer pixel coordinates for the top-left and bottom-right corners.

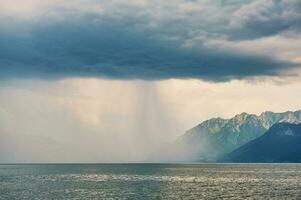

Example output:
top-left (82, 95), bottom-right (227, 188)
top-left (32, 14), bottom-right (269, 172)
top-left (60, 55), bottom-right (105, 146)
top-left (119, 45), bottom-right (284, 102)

top-left (0, 0), bottom-right (300, 81)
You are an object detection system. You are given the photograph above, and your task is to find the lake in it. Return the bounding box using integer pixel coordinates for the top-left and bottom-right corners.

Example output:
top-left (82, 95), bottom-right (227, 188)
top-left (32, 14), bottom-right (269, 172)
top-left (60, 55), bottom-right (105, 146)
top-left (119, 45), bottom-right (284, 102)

top-left (1, 163), bottom-right (301, 199)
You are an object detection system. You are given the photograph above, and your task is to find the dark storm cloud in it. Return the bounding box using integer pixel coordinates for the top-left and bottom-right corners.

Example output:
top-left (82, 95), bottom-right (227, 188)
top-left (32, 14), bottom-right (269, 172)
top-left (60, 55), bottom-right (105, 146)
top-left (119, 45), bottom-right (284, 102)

top-left (228, 0), bottom-right (301, 40)
top-left (0, 0), bottom-right (300, 81)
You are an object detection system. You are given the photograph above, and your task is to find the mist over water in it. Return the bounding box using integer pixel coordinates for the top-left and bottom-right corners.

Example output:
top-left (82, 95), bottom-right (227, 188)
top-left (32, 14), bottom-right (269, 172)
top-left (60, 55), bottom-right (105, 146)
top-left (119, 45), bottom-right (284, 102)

top-left (129, 82), bottom-right (176, 160)
top-left (0, 78), bottom-right (180, 163)
top-left (1, 78), bottom-right (301, 163)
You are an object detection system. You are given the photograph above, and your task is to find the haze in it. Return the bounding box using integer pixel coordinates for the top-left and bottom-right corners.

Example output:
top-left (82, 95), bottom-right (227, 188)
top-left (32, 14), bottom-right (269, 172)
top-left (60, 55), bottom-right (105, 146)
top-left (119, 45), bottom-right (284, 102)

top-left (0, 0), bottom-right (301, 162)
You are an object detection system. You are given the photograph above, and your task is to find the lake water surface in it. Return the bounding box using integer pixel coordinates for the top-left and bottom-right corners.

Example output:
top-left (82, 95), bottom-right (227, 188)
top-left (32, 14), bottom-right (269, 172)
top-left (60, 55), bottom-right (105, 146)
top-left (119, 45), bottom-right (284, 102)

top-left (1, 163), bottom-right (301, 199)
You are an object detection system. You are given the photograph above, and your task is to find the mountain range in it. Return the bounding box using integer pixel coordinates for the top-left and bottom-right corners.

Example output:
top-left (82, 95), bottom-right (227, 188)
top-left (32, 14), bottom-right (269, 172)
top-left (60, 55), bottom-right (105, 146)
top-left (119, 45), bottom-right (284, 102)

top-left (152, 110), bottom-right (301, 162)
top-left (225, 123), bottom-right (301, 162)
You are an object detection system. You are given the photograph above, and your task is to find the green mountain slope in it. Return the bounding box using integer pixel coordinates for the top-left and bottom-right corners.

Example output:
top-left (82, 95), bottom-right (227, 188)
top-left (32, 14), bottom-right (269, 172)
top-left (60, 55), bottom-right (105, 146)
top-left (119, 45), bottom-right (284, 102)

top-left (153, 110), bottom-right (301, 162)
top-left (225, 123), bottom-right (301, 163)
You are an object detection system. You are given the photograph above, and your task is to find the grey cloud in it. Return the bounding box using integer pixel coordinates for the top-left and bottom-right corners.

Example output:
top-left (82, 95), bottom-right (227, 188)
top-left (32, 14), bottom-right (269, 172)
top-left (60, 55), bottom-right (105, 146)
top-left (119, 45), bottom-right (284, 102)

top-left (228, 0), bottom-right (301, 40)
top-left (0, 0), bottom-right (300, 81)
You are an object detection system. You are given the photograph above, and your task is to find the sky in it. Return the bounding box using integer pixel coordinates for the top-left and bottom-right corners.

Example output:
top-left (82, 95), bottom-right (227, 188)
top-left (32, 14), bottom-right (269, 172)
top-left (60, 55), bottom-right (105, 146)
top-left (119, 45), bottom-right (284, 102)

top-left (0, 0), bottom-right (301, 162)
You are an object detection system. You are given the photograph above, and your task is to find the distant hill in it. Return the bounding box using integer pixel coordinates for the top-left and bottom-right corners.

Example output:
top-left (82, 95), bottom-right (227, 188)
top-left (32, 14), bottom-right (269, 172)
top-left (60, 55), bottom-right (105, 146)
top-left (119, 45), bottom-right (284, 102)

top-left (151, 110), bottom-right (301, 162)
top-left (225, 123), bottom-right (301, 162)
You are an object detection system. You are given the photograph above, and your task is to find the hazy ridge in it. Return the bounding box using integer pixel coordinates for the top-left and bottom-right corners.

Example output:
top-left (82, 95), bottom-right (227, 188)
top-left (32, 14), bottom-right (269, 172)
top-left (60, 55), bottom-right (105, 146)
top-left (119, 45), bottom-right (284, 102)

top-left (225, 123), bottom-right (301, 162)
top-left (152, 110), bottom-right (301, 162)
